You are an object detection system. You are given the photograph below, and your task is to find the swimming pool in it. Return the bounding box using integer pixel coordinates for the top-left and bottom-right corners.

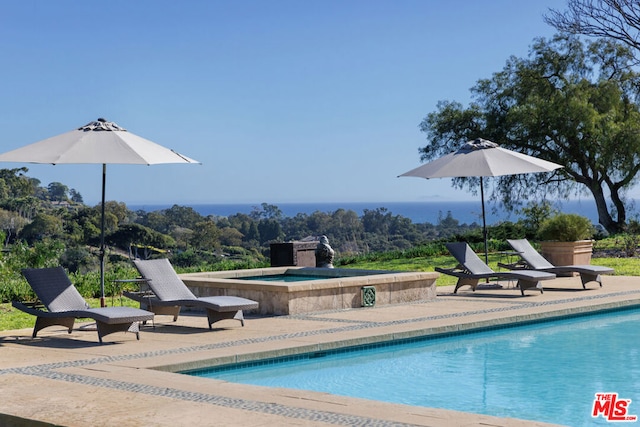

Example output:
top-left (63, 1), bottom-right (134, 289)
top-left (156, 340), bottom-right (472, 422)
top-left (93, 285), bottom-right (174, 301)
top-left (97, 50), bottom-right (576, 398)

top-left (187, 308), bottom-right (640, 426)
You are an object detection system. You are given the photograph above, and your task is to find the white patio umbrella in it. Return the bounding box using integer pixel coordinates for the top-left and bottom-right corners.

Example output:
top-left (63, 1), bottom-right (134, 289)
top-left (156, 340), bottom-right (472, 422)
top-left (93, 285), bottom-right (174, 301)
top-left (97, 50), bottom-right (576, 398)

top-left (0, 118), bottom-right (200, 307)
top-left (399, 138), bottom-right (563, 263)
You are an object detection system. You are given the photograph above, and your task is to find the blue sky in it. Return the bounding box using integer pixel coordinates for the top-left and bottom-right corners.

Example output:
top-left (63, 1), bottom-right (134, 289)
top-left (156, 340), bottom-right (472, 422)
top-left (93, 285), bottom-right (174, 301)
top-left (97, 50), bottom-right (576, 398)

top-left (0, 0), bottom-right (581, 206)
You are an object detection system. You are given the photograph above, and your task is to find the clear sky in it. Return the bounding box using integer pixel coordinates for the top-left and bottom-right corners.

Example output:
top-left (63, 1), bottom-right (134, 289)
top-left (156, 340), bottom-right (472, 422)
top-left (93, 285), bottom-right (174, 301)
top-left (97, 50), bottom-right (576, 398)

top-left (0, 0), bottom-right (583, 206)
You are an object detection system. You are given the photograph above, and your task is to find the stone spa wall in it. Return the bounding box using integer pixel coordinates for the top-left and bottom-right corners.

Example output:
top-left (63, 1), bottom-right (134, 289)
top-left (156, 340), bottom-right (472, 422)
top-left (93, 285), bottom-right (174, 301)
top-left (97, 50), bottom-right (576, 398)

top-left (180, 267), bottom-right (439, 315)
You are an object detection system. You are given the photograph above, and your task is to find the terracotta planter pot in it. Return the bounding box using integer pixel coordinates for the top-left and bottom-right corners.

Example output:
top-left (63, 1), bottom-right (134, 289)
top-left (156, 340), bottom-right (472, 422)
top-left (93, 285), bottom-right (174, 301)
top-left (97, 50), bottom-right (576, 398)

top-left (539, 240), bottom-right (593, 276)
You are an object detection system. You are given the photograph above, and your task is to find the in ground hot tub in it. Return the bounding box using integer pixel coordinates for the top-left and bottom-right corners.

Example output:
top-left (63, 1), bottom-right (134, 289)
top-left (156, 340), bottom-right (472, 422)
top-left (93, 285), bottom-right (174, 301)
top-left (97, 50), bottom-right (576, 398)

top-left (179, 267), bottom-right (439, 315)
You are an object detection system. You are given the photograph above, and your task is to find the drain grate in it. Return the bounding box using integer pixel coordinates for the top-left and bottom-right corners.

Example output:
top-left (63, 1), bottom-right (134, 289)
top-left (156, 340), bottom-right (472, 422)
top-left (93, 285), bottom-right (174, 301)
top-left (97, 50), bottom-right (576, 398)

top-left (361, 286), bottom-right (376, 307)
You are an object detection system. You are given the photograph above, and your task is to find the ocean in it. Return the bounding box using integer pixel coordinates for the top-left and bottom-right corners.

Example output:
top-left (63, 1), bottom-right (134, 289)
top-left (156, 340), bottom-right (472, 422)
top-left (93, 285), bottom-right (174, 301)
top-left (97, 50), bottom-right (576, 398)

top-left (128, 200), bottom-right (602, 226)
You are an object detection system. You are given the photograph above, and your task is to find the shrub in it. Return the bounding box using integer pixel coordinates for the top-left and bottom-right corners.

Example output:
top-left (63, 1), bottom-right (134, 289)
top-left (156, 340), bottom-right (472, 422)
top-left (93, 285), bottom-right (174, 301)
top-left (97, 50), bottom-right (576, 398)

top-left (537, 213), bottom-right (594, 242)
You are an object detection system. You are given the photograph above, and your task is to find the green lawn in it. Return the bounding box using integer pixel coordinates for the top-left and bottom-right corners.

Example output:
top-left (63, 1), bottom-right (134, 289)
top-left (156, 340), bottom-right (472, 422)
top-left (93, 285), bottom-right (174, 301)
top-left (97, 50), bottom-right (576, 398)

top-left (340, 254), bottom-right (637, 288)
top-left (0, 297), bottom-right (141, 332)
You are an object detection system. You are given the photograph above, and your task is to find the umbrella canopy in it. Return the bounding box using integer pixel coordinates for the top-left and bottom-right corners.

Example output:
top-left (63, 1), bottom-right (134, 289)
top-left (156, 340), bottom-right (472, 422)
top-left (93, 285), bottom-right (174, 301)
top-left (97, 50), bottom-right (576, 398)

top-left (0, 118), bottom-right (200, 165)
top-left (399, 138), bottom-right (563, 262)
top-left (0, 118), bottom-right (200, 306)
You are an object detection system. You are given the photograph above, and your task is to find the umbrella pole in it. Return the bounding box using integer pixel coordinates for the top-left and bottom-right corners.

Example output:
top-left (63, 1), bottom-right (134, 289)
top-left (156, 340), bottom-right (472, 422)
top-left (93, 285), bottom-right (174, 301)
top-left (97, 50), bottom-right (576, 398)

top-left (480, 176), bottom-right (488, 265)
top-left (99, 164), bottom-right (106, 308)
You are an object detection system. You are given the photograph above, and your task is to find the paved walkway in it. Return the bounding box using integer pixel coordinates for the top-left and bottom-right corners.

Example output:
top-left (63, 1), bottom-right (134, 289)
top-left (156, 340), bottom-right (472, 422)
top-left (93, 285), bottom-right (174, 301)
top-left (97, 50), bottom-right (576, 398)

top-left (1, 275), bottom-right (639, 427)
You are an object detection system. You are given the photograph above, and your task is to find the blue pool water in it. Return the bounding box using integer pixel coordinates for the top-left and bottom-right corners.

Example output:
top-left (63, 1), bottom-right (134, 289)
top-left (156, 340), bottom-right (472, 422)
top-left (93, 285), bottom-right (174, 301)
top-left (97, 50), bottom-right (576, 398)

top-left (237, 274), bottom-right (333, 282)
top-left (189, 309), bottom-right (640, 426)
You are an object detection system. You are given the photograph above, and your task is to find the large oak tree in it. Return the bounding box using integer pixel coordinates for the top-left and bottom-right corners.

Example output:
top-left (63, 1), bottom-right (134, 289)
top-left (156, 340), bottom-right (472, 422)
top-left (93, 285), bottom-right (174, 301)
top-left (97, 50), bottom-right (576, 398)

top-left (419, 35), bottom-right (640, 234)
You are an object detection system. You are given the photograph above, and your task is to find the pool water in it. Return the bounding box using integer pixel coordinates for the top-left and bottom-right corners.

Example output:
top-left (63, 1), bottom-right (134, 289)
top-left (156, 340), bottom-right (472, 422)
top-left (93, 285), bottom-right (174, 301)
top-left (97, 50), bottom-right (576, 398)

top-left (237, 274), bottom-right (330, 282)
top-left (189, 308), bottom-right (640, 426)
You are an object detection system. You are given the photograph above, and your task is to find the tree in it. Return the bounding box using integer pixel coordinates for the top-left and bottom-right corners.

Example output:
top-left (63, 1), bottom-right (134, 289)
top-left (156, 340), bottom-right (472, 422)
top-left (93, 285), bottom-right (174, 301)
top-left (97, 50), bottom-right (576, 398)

top-left (250, 203), bottom-right (283, 220)
top-left (362, 208), bottom-right (391, 235)
top-left (190, 220), bottom-right (220, 250)
top-left (0, 208), bottom-right (28, 245)
top-left (102, 201), bottom-right (132, 226)
top-left (518, 201), bottom-right (559, 237)
top-left (136, 210), bottom-right (170, 234)
top-left (419, 35), bottom-right (640, 234)
top-left (226, 213), bottom-right (260, 246)
top-left (47, 182), bottom-right (68, 201)
top-left (257, 218), bottom-right (283, 245)
top-left (0, 168), bottom-right (36, 201)
top-left (2, 196), bottom-right (40, 220)
top-left (329, 209), bottom-right (363, 252)
top-left (20, 213), bottom-right (64, 243)
top-left (162, 205), bottom-right (203, 230)
top-left (69, 188), bottom-right (83, 203)
top-left (219, 227), bottom-right (244, 247)
top-left (68, 206), bottom-right (102, 245)
top-left (545, 0), bottom-right (640, 55)
top-left (107, 223), bottom-right (175, 250)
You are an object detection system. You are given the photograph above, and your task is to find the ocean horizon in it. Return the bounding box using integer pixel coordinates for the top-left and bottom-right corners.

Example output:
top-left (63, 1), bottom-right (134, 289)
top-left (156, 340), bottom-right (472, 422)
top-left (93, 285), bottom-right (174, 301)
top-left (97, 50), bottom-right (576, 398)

top-left (128, 200), bottom-right (605, 226)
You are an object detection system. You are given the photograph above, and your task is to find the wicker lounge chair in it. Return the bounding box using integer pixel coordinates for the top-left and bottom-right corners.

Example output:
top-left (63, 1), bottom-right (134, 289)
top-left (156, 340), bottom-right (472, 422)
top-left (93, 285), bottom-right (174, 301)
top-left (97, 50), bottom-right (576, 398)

top-left (501, 238), bottom-right (614, 289)
top-left (125, 258), bottom-right (259, 329)
top-left (12, 267), bottom-right (154, 343)
top-left (436, 242), bottom-right (555, 295)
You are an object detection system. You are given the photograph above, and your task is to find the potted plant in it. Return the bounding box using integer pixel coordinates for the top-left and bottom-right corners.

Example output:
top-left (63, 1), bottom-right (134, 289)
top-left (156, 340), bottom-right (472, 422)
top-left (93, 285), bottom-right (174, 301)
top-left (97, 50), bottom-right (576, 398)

top-left (536, 213), bottom-right (595, 269)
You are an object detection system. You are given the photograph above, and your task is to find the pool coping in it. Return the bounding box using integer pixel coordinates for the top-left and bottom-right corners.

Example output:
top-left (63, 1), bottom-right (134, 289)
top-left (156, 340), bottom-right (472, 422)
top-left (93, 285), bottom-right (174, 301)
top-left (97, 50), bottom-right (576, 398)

top-left (181, 298), bottom-right (640, 376)
top-left (161, 293), bottom-right (640, 375)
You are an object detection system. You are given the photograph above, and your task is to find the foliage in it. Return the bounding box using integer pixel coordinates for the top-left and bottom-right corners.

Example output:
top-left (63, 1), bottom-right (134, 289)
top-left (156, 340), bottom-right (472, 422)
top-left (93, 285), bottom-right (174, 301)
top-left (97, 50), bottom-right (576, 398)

top-left (2, 231), bottom-right (640, 330)
top-left (0, 302), bottom-right (36, 330)
top-left (107, 223), bottom-right (175, 251)
top-left (0, 240), bottom-right (66, 301)
top-left (190, 220), bottom-right (221, 250)
top-left (0, 208), bottom-right (27, 244)
top-left (60, 246), bottom-right (97, 274)
top-left (47, 182), bottom-right (68, 201)
top-left (170, 249), bottom-right (213, 268)
top-left (545, 0), bottom-right (640, 56)
top-left (162, 205), bottom-right (205, 231)
top-left (20, 213), bottom-right (64, 243)
top-left (0, 166), bottom-right (636, 312)
top-left (485, 221), bottom-right (528, 243)
top-left (419, 34), bottom-right (640, 234)
top-left (517, 201), bottom-right (559, 237)
top-left (0, 168), bottom-right (36, 201)
top-left (537, 213), bottom-right (595, 242)
top-left (250, 203), bottom-right (283, 220)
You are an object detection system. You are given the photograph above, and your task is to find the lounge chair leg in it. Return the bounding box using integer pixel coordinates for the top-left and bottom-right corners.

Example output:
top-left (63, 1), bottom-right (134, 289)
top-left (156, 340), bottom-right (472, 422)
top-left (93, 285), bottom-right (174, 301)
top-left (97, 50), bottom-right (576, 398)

top-left (454, 278), bottom-right (479, 293)
top-left (580, 273), bottom-right (602, 289)
top-left (234, 310), bottom-right (245, 327)
top-left (95, 321), bottom-right (142, 343)
top-left (152, 305), bottom-right (181, 321)
top-left (33, 316), bottom-right (75, 338)
top-left (206, 309), bottom-right (245, 329)
top-left (517, 280), bottom-right (544, 296)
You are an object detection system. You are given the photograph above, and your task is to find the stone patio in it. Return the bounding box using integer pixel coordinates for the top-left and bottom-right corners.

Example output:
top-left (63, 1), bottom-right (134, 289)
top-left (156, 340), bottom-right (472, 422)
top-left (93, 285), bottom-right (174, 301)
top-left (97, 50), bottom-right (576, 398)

top-left (1, 274), bottom-right (639, 426)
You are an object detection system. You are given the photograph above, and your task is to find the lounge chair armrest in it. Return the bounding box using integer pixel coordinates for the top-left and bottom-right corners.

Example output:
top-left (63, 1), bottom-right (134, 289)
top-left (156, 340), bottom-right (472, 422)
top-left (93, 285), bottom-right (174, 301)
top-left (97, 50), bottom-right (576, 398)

top-left (497, 261), bottom-right (525, 270)
top-left (435, 267), bottom-right (458, 274)
top-left (12, 301), bottom-right (52, 317)
top-left (123, 290), bottom-right (156, 302)
top-left (435, 266), bottom-right (477, 278)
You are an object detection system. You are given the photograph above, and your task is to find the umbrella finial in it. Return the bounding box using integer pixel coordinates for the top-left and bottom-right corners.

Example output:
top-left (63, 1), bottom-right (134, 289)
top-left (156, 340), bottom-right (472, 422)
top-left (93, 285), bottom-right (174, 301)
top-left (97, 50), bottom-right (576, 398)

top-left (463, 138), bottom-right (499, 151)
top-left (78, 118), bottom-right (127, 132)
